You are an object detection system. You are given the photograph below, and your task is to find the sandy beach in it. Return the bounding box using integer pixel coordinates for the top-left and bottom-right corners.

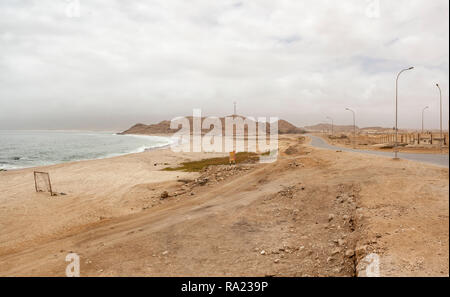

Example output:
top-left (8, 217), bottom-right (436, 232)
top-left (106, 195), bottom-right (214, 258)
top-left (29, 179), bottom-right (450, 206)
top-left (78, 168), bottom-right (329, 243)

top-left (0, 146), bottom-right (226, 255)
top-left (0, 135), bottom-right (448, 276)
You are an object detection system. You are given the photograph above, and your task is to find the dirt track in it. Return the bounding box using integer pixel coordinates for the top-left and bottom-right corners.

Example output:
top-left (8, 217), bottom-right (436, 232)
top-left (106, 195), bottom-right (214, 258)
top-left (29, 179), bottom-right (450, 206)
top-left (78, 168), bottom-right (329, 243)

top-left (0, 136), bottom-right (448, 276)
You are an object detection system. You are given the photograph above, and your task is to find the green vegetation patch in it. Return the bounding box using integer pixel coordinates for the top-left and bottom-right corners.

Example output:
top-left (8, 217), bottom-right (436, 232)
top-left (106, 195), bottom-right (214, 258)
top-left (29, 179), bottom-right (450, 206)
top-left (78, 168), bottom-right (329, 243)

top-left (163, 152), bottom-right (260, 172)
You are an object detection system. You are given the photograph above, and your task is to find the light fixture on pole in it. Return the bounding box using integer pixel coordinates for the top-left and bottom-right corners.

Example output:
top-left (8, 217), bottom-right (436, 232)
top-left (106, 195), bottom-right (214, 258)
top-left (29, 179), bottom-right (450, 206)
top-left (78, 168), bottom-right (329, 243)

top-left (394, 67), bottom-right (414, 159)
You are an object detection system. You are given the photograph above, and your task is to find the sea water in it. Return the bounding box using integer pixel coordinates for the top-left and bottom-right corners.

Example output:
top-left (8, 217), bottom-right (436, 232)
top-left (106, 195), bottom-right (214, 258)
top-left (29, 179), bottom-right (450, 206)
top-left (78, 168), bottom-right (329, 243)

top-left (0, 130), bottom-right (173, 170)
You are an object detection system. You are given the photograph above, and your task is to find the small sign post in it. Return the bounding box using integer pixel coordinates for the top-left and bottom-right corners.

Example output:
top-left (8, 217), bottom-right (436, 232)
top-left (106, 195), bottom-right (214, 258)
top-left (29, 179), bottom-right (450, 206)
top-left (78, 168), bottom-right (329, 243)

top-left (229, 151), bottom-right (236, 165)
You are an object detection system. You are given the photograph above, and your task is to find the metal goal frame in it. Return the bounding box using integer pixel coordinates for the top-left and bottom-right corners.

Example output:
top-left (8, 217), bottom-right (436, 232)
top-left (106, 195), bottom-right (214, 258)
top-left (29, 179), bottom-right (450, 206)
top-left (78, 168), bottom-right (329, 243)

top-left (33, 171), bottom-right (53, 196)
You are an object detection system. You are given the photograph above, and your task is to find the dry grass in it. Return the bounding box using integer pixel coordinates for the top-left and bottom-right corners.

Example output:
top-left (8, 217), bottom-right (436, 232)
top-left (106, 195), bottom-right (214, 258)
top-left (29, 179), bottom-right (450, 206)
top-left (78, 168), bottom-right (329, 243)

top-left (163, 152), bottom-right (260, 172)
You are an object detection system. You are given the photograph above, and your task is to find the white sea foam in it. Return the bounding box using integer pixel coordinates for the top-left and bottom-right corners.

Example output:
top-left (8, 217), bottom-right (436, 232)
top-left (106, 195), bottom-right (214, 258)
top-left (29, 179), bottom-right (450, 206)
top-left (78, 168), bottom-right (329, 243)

top-left (0, 131), bottom-right (173, 170)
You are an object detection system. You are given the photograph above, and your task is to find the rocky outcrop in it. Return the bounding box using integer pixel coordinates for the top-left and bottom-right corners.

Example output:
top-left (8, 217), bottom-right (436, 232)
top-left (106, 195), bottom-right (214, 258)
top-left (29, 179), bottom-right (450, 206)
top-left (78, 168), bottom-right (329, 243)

top-left (120, 116), bottom-right (305, 135)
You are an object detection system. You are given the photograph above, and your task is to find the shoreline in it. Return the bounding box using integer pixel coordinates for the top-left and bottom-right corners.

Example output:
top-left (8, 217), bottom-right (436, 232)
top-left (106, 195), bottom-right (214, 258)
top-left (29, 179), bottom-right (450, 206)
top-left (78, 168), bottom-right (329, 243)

top-left (0, 133), bottom-right (176, 172)
top-left (0, 139), bottom-right (226, 255)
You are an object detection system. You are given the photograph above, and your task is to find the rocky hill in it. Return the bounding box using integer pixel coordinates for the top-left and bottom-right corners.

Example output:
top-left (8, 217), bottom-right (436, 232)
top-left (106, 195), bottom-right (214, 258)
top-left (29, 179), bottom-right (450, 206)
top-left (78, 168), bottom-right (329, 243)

top-left (120, 116), bottom-right (305, 135)
top-left (304, 123), bottom-right (359, 133)
top-left (305, 123), bottom-right (400, 134)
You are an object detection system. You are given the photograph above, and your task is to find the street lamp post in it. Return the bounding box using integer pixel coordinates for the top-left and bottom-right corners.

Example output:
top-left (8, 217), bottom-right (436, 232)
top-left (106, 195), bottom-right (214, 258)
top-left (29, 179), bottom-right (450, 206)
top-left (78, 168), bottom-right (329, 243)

top-left (436, 83), bottom-right (443, 148)
top-left (326, 116), bottom-right (334, 137)
top-left (422, 106), bottom-right (429, 133)
top-left (345, 108), bottom-right (356, 148)
top-left (394, 67), bottom-right (414, 159)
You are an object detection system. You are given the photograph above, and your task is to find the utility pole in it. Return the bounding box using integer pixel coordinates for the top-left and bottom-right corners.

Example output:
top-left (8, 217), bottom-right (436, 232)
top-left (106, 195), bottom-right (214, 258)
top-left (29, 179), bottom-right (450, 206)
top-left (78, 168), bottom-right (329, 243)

top-left (436, 84), bottom-right (443, 148)
top-left (345, 108), bottom-right (356, 149)
top-left (326, 116), bottom-right (334, 137)
top-left (422, 106), bottom-right (429, 133)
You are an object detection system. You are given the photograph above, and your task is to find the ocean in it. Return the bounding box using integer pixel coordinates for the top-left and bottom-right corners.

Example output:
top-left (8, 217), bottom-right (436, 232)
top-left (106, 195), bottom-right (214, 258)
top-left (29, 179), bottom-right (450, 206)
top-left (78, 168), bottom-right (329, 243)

top-left (0, 130), bottom-right (174, 170)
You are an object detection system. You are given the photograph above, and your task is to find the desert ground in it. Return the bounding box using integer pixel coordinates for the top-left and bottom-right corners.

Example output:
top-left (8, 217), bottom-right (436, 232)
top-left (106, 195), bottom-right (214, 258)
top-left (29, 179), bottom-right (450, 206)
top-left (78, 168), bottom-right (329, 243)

top-left (0, 135), bottom-right (448, 277)
top-left (318, 133), bottom-right (449, 155)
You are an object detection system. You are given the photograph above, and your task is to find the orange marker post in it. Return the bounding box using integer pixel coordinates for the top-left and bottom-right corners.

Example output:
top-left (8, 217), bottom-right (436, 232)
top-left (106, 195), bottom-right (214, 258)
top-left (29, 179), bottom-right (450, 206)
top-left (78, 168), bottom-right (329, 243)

top-left (229, 151), bottom-right (236, 165)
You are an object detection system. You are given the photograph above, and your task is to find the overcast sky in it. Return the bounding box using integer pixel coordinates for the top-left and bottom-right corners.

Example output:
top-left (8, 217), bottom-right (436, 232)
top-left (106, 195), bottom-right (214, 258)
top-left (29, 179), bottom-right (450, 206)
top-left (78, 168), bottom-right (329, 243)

top-left (0, 0), bottom-right (448, 131)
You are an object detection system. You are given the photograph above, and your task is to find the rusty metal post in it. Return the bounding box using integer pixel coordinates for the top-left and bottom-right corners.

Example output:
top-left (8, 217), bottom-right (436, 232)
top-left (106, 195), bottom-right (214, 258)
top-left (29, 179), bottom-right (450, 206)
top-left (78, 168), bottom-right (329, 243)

top-left (34, 172), bottom-right (38, 192)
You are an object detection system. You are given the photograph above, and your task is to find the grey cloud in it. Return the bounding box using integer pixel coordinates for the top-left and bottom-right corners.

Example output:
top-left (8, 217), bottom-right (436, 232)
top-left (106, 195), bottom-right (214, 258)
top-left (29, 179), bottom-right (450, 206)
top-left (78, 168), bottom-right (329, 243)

top-left (0, 0), bottom-right (448, 131)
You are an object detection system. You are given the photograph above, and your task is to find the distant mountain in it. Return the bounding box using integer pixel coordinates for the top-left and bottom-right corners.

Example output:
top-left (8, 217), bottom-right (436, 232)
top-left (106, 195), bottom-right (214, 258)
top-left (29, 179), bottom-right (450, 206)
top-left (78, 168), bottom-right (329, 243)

top-left (120, 116), bottom-right (305, 135)
top-left (304, 123), bottom-right (359, 133)
top-left (121, 121), bottom-right (176, 135)
top-left (360, 126), bottom-right (395, 133)
top-left (304, 123), bottom-right (397, 134)
top-left (278, 119), bottom-right (306, 134)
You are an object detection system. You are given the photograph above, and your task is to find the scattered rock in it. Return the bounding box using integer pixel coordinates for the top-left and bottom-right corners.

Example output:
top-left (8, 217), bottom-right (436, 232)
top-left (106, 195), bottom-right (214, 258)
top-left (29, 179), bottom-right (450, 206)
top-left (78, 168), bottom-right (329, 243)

top-left (332, 247), bottom-right (341, 255)
top-left (284, 146), bottom-right (299, 155)
top-left (345, 249), bottom-right (355, 257)
top-left (274, 259), bottom-right (280, 264)
top-left (355, 245), bottom-right (368, 258)
top-left (160, 191), bottom-right (169, 199)
top-left (197, 178), bottom-right (209, 186)
top-left (162, 250), bottom-right (169, 256)
top-left (278, 186), bottom-right (297, 199)
top-left (338, 239), bottom-right (347, 247)
top-left (328, 214), bottom-right (335, 222)
top-left (260, 250), bottom-right (266, 255)
top-left (177, 179), bottom-right (192, 184)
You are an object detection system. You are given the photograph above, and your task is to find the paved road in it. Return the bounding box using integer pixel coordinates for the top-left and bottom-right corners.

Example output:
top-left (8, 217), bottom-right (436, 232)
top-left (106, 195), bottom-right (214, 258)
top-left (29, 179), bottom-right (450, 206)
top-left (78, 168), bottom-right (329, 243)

top-left (308, 135), bottom-right (449, 168)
